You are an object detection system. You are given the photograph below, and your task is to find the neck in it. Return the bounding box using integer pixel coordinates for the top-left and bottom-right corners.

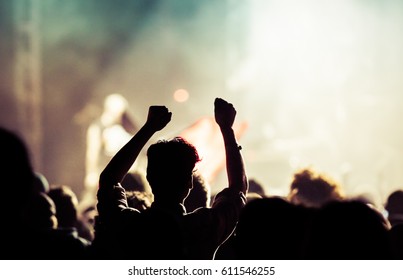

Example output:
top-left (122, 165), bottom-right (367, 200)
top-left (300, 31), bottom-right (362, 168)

top-left (152, 200), bottom-right (186, 215)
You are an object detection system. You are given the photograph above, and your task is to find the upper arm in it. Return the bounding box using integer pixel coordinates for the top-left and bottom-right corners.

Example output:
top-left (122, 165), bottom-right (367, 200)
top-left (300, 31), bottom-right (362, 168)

top-left (211, 188), bottom-right (247, 242)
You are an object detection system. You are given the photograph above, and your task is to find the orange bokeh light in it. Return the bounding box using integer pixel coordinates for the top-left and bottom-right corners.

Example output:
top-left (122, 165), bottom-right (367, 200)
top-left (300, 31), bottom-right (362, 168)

top-left (173, 89), bottom-right (189, 103)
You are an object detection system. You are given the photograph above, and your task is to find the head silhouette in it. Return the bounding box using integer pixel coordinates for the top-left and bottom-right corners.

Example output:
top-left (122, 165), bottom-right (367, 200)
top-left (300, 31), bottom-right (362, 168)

top-left (146, 137), bottom-right (200, 204)
top-left (288, 167), bottom-right (343, 208)
top-left (307, 199), bottom-right (391, 259)
top-left (0, 127), bottom-right (35, 198)
top-left (385, 190), bottom-right (403, 226)
top-left (48, 185), bottom-right (79, 228)
top-left (234, 196), bottom-right (308, 259)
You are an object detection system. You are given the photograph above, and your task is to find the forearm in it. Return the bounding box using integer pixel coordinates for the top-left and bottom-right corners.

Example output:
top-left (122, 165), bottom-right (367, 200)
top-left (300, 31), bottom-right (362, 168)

top-left (99, 123), bottom-right (156, 188)
top-left (220, 126), bottom-right (248, 194)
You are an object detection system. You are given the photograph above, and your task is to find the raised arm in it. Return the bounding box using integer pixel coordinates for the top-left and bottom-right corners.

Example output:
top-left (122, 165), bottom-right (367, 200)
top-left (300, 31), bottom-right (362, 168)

top-left (214, 98), bottom-right (248, 195)
top-left (99, 106), bottom-right (172, 189)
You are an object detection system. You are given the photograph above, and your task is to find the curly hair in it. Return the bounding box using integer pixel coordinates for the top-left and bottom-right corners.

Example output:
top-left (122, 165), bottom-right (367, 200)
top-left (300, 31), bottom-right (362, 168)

top-left (288, 167), bottom-right (343, 208)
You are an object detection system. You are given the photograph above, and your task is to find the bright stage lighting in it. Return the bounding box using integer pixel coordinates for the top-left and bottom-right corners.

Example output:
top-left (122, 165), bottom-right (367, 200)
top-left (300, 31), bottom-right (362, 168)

top-left (231, 0), bottom-right (403, 204)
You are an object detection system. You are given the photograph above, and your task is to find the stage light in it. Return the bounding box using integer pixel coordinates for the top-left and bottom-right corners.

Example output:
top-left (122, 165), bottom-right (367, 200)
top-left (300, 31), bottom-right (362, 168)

top-left (173, 89), bottom-right (189, 103)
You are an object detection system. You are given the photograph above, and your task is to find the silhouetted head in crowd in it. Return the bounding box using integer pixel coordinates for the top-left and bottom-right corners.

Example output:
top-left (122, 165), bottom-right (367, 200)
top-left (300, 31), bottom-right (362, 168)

top-left (33, 172), bottom-right (50, 193)
top-left (121, 171), bottom-right (151, 193)
top-left (248, 178), bottom-right (266, 197)
top-left (77, 205), bottom-right (97, 242)
top-left (245, 179), bottom-right (266, 202)
top-left (385, 189), bottom-right (403, 227)
top-left (146, 137), bottom-right (201, 204)
top-left (184, 172), bottom-right (211, 212)
top-left (0, 127), bottom-right (35, 197)
top-left (233, 196), bottom-right (309, 259)
top-left (122, 171), bottom-right (153, 211)
top-left (22, 192), bottom-right (58, 230)
top-left (48, 185), bottom-right (79, 229)
top-left (306, 199), bottom-right (391, 259)
top-left (288, 167), bottom-right (343, 208)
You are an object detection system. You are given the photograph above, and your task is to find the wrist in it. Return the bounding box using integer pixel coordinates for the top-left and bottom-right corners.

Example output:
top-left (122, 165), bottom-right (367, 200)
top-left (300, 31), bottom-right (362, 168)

top-left (219, 125), bottom-right (234, 133)
top-left (142, 122), bottom-right (159, 133)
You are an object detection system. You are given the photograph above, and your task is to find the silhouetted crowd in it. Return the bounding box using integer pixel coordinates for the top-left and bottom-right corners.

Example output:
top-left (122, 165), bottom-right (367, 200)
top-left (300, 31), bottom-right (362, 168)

top-left (1, 98), bottom-right (403, 260)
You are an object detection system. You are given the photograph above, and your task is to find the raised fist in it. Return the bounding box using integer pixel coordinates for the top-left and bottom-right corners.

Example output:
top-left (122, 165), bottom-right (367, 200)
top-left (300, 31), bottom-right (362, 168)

top-left (145, 106), bottom-right (172, 131)
top-left (214, 98), bottom-right (236, 129)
